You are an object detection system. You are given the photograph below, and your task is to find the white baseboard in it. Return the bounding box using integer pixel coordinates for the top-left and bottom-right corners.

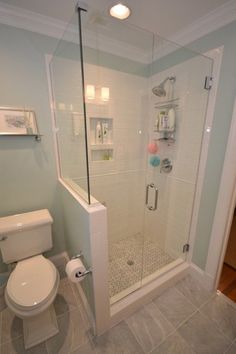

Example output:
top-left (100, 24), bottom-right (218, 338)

top-left (189, 263), bottom-right (215, 291)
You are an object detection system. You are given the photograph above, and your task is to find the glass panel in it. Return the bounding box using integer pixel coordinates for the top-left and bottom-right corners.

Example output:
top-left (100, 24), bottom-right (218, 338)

top-left (82, 16), bottom-right (154, 302)
top-left (142, 35), bottom-right (213, 283)
top-left (49, 11), bottom-right (95, 314)
top-left (49, 12), bottom-right (90, 203)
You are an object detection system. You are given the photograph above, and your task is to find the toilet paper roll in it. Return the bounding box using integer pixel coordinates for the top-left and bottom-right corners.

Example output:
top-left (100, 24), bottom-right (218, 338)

top-left (66, 258), bottom-right (86, 283)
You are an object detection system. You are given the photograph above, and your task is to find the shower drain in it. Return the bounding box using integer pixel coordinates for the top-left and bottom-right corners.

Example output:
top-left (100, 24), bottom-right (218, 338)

top-left (127, 260), bottom-right (134, 266)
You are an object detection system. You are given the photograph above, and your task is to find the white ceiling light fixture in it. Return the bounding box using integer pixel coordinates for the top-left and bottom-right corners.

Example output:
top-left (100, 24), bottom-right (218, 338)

top-left (109, 3), bottom-right (131, 20)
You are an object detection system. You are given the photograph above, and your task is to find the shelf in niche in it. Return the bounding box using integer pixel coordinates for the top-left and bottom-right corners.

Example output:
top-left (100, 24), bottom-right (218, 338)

top-left (90, 144), bottom-right (114, 150)
top-left (91, 149), bottom-right (113, 162)
top-left (0, 134), bottom-right (42, 141)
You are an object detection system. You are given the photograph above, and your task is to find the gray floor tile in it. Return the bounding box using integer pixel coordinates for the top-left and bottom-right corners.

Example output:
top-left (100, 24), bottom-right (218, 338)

top-left (46, 308), bottom-right (91, 354)
top-left (0, 336), bottom-right (47, 354)
top-left (125, 302), bottom-right (174, 352)
top-left (70, 283), bottom-right (84, 309)
top-left (200, 294), bottom-right (236, 341)
top-left (1, 308), bottom-right (23, 345)
top-left (94, 321), bottom-right (144, 354)
top-left (71, 341), bottom-right (97, 354)
top-left (150, 332), bottom-right (196, 354)
top-left (54, 278), bottom-right (78, 317)
top-left (175, 275), bottom-right (212, 308)
top-left (153, 286), bottom-right (196, 327)
top-left (177, 311), bottom-right (231, 354)
top-left (225, 343), bottom-right (236, 354)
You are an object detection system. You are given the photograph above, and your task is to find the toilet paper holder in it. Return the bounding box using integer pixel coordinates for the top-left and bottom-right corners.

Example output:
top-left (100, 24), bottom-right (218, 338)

top-left (71, 252), bottom-right (92, 278)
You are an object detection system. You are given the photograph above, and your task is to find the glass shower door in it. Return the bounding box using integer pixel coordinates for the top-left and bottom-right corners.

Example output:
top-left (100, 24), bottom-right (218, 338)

top-left (81, 18), bottom-right (154, 302)
top-left (141, 37), bottom-right (213, 283)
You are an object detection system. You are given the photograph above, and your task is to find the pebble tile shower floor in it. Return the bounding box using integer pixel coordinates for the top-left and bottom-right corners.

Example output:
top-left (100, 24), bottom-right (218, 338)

top-left (109, 234), bottom-right (174, 298)
top-left (1, 272), bottom-right (236, 353)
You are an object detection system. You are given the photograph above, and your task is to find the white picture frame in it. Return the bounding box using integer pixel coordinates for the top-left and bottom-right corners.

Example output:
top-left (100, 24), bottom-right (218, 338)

top-left (0, 107), bottom-right (38, 136)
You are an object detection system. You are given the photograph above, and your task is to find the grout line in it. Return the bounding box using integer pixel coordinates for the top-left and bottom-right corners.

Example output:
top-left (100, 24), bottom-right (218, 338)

top-left (197, 292), bottom-right (236, 344)
top-left (175, 281), bottom-right (215, 308)
top-left (173, 285), bottom-right (199, 310)
top-left (217, 290), bottom-right (236, 309)
top-left (145, 309), bottom-right (199, 354)
top-left (223, 342), bottom-right (235, 354)
top-left (199, 307), bottom-right (236, 344)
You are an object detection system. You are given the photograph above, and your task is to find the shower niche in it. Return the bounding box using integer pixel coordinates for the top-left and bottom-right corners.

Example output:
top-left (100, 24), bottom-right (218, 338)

top-left (89, 117), bottom-right (114, 161)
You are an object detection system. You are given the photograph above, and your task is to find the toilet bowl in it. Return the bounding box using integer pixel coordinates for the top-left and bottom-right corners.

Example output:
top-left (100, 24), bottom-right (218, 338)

top-left (5, 255), bottom-right (60, 348)
top-left (5, 255), bottom-right (59, 318)
top-left (0, 209), bottom-right (60, 349)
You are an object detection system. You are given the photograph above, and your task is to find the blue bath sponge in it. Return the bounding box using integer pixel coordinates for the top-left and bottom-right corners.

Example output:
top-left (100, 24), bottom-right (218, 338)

top-left (149, 156), bottom-right (161, 167)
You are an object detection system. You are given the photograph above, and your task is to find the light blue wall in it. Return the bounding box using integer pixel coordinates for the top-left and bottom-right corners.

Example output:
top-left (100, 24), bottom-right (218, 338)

top-left (187, 21), bottom-right (236, 269)
top-left (0, 24), bottom-right (65, 271)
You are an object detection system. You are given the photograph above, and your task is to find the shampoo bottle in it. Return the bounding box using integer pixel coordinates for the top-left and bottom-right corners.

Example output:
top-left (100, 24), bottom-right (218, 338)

top-left (159, 111), bottom-right (168, 131)
top-left (102, 122), bottom-right (109, 144)
top-left (95, 121), bottom-right (102, 144)
top-left (167, 108), bottom-right (175, 132)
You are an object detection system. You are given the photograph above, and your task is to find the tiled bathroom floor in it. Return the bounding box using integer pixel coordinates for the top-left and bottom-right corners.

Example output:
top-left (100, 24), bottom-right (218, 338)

top-left (1, 274), bottom-right (236, 353)
top-left (109, 234), bottom-right (174, 298)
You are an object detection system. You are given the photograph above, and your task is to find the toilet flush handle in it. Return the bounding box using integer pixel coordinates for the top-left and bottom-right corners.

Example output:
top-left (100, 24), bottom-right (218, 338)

top-left (0, 235), bottom-right (7, 241)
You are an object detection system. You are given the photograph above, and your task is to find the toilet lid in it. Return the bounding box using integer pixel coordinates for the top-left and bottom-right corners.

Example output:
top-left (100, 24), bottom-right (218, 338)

top-left (7, 255), bottom-right (58, 309)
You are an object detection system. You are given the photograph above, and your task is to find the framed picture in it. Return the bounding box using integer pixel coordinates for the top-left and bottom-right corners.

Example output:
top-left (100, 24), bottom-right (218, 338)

top-left (0, 107), bottom-right (38, 136)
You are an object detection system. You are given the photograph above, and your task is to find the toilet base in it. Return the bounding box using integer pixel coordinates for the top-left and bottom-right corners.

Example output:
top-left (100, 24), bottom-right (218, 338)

top-left (23, 304), bottom-right (59, 349)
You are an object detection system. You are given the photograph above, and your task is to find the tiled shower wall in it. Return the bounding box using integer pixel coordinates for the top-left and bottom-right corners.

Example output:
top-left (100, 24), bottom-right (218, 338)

top-left (54, 51), bottom-right (210, 262)
top-left (85, 63), bottom-right (148, 248)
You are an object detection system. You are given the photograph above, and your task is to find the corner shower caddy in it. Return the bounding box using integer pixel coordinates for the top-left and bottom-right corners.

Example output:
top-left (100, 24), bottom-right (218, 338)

top-left (154, 98), bottom-right (179, 142)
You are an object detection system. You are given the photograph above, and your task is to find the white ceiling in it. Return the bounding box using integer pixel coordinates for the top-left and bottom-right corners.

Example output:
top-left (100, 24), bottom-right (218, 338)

top-left (0, 0), bottom-right (233, 38)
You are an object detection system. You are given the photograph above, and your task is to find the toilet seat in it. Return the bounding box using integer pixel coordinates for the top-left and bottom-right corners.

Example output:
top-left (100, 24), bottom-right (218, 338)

top-left (5, 255), bottom-right (59, 315)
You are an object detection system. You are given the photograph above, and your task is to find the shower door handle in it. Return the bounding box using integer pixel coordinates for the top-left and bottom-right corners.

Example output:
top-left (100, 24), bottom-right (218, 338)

top-left (146, 183), bottom-right (158, 211)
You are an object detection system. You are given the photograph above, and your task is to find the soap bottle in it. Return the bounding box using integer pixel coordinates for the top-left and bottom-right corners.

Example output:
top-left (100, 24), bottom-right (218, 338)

top-left (159, 111), bottom-right (168, 131)
top-left (102, 122), bottom-right (109, 144)
top-left (95, 121), bottom-right (102, 144)
top-left (167, 108), bottom-right (175, 132)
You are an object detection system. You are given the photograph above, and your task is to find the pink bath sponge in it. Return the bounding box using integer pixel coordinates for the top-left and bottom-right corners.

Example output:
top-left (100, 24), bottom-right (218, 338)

top-left (148, 142), bottom-right (158, 154)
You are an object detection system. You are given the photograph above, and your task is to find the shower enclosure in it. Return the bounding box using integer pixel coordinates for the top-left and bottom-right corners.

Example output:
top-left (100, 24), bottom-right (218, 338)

top-left (49, 5), bottom-right (213, 324)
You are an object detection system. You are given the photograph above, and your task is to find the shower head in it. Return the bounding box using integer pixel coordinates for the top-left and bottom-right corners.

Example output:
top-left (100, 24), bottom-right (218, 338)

top-left (152, 85), bottom-right (166, 97)
top-left (152, 76), bottom-right (176, 97)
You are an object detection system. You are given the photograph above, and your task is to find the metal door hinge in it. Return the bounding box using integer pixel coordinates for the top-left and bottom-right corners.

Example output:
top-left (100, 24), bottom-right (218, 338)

top-left (204, 76), bottom-right (213, 90)
top-left (183, 243), bottom-right (190, 253)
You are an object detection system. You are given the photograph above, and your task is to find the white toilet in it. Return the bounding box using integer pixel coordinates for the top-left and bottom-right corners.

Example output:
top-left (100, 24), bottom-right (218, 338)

top-left (0, 209), bottom-right (60, 349)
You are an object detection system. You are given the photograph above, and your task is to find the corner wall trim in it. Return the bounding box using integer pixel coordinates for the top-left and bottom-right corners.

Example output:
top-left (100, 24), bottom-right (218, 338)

top-left (205, 97), bottom-right (236, 289)
top-left (0, 1), bottom-right (236, 56)
top-left (170, 0), bottom-right (236, 46)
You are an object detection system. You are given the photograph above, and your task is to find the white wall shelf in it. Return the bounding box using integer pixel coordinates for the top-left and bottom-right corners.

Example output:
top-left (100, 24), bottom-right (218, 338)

top-left (90, 144), bottom-right (114, 151)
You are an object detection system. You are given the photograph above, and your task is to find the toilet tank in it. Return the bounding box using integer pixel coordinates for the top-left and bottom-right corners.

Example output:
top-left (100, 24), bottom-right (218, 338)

top-left (0, 209), bottom-right (53, 264)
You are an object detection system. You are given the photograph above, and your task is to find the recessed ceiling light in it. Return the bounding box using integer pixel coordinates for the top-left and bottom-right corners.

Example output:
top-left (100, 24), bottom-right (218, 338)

top-left (109, 3), bottom-right (131, 20)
